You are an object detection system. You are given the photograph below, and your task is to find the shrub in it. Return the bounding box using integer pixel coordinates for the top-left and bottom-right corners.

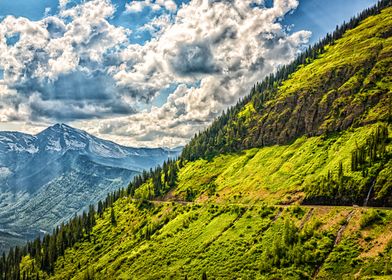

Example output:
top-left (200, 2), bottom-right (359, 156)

top-left (360, 210), bottom-right (384, 229)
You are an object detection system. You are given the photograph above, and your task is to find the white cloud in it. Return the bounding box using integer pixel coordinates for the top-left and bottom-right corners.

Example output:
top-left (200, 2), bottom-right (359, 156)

top-left (95, 0), bottom-right (310, 146)
top-left (125, 1), bottom-right (146, 13)
top-left (0, 0), bottom-right (310, 147)
top-left (0, 0), bottom-right (130, 122)
top-left (59, 0), bottom-right (69, 9)
top-left (157, 0), bottom-right (177, 12)
top-left (0, 0), bottom-right (127, 83)
top-left (125, 0), bottom-right (177, 13)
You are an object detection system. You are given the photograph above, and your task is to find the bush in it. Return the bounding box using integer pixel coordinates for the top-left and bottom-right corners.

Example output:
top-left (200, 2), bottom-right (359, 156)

top-left (360, 210), bottom-right (384, 229)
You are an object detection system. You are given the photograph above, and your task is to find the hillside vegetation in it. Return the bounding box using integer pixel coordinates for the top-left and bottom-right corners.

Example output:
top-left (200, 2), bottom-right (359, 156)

top-left (19, 199), bottom-right (392, 279)
top-left (172, 124), bottom-right (391, 206)
top-left (1, 2), bottom-right (392, 280)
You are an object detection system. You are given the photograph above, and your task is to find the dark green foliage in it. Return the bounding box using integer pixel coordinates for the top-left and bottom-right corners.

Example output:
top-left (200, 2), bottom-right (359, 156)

top-left (290, 206), bottom-right (305, 219)
top-left (304, 125), bottom-right (391, 206)
top-left (259, 220), bottom-right (333, 279)
top-left (359, 209), bottom-right (385, 228)
top-left (127, 158), bottom-right (179, 199)
top-left (351, 125), bottom-right (389, 172)
top-left (374, 161), bottom-right (392, 200)
top-left (97, 201), bottom-right (104, 218)
top-left (185, 188), bottom-right (197, 201)
top-left (321, 238), bottom-right (362, 277)
top-left (0, 247), bottom-right (22, 280)
top-left (110, 207), bottom-right (116, 226)
top-left (82, 267), bottom-right (95, 280)
top-left (303, 162), bottom-right (363, 205)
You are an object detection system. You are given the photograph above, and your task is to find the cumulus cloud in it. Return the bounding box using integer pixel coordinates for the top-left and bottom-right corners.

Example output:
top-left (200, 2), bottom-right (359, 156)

top-left (94, 0), bottom-right (310, 146)
top-left (126, 1), bottom-right (146, 13)
top-left (0, 0), bottom-right (129, 122)
top-left (59, 0), bottom-right (70, 9)
top-left (0, 0), bottom-right (311, 147)
top-left (170, 42), bottom-right (220, 76)
top-left (125, 0), bottom-right (177, 13)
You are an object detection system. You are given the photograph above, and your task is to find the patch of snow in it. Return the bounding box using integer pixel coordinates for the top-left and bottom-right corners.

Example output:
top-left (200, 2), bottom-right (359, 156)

top-left (25, 145), bottom-right (39, 154)
top-left (0, 167), bottom-right (12, 178)
top-left (63, 132), bottom-right (86, 149)
top-left (0, 135), bottom-right (13, 142)
top-left (90, 141), bottom-right (125, 158)
top-left (46, 138), bottom-right (62, 152)
top-left (7, 143), bottom-right (38, 154)
top-left (66, 139), bottom-right (86, 149)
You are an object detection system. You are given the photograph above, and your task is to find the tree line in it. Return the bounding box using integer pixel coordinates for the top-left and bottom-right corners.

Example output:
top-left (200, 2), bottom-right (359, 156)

top-left (127, 158), bottom-right (179, 199)
top-left (304, 125), bottom-right (390, 206)
top-left (351, 125), bottom-right (389, 173)
top-left (0, 205), bottom-right (96, 279)
top-left (0, 188), bottom-right (128, 279)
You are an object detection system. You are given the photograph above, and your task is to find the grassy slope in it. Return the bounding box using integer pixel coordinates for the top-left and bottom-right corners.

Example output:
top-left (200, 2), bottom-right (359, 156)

top-left (21, 199), bottom-right (392, 279)
top-left (20, 7), bottom-right (392, 280)
top-left (173, 123), bottom-right (391, 205)
top-left (236, 6), bottom-right (392, 146)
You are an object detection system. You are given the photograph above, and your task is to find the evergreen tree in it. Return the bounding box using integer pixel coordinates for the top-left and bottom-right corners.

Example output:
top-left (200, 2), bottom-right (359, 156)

top-left (111, 207), bottom-right (116, 226)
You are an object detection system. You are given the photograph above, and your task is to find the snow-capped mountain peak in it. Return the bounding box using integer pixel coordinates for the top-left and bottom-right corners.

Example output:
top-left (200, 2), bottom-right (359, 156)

top-left (1, 123), bottom-right (181, 172)
top-left (37, 123), bottom-right (90, 152)
top-left (0, 124), bottom-right (181, 252)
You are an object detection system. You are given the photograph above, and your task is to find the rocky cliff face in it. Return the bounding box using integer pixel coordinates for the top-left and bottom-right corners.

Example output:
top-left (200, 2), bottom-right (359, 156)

top-left (245, 12), bottom-right (392, 147)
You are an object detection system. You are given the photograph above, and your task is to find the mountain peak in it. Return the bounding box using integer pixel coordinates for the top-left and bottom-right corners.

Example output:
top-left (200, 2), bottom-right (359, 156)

top-left (43, 123), bottom-right (88, 139)
top-left (50, 123), bottom-right (76, 132)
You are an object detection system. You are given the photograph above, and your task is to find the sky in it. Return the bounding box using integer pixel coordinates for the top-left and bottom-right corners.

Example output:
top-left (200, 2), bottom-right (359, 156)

top-left (0, 0), bottom-right (378, 147)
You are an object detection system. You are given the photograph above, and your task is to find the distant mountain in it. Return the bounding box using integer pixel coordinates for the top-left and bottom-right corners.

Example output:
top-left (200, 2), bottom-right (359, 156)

top-left (0, 123), bottom-right (180, 251)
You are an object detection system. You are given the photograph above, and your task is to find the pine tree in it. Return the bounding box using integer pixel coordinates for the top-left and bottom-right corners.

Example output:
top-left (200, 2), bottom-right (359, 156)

top-left (111, 207), bottom-right (116, 226)
top-left (97, 201), bottom-right (104, 217)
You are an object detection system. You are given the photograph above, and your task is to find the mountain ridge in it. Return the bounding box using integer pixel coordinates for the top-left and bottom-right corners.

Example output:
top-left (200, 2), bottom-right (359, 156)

top-left (182, 0), bottom-right (392, 161)
top-left (0, 123), bottom-right (180, 252)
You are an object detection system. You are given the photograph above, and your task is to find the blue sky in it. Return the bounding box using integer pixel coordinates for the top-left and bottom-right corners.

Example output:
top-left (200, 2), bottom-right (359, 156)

top-left (0, 0), bottom-right (377, 44)
top-left (283, 0), bottom-right (378, 43)
top-left (0, 0), bottom-right (379, 146)
top-left (0, 0), bottom-right (187, 44)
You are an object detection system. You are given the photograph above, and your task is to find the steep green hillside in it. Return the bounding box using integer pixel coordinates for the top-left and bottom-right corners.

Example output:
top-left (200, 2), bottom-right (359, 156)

top-left (134, 4), bottom-right (392, 207)
top-left (170, 124), bottom-right (391, 206)
top-left (1, 2), bottom-right (392, 280)
top-left (19, 199), bottom-right (392, 280)
top-left (182, 2), bottom-right (392, 160)
top-left (130, 123), bottom-right (390, 207)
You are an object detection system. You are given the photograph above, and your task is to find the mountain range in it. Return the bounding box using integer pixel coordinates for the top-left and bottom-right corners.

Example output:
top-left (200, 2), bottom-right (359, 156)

top-left (0, 123), bottom-right (180, 252)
